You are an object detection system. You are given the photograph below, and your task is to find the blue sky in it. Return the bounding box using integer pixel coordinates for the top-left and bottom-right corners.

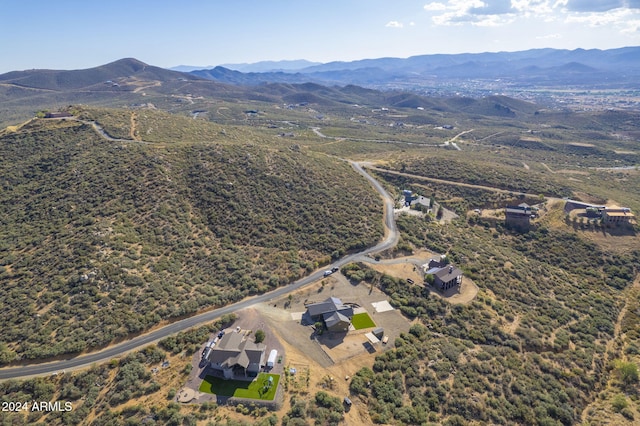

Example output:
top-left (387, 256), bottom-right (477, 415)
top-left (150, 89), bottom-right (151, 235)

top-left (1, 0), bottom-right (639, 73)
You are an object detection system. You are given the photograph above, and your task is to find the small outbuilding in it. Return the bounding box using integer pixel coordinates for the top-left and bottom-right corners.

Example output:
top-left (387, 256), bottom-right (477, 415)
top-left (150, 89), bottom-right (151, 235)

top-left (373, 327), bottom-right (384, 339)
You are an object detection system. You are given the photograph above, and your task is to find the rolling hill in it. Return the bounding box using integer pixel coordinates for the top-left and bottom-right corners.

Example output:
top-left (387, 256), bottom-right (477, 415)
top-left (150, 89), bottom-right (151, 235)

top-left (0, 110), bottom-right (383, 362)
top-left (0, 57), bottom-right (557, 129)
top-left (0, 58), bottom-right (200, 91)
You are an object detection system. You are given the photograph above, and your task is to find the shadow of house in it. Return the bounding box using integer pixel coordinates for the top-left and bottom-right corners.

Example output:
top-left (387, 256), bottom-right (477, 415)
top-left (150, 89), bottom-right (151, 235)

top-left (304, 297), bottom-right (354, 333)
top-left (205, 332), bottom-right (265, 380)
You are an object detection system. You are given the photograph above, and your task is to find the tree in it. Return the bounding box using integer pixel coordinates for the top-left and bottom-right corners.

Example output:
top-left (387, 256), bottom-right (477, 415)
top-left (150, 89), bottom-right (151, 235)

top-left (254, 329), bottom-right (265, 343)
top-left (615, 360), bottom-right (639, 388)
top-left (612, 394), bottom-right (628, 412)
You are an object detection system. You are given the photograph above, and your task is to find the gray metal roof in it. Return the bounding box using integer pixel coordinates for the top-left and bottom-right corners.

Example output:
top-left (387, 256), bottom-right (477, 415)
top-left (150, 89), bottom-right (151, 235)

top-left (324, 311), bottom-right (350, 329)
top-left (206, 332), bottom-right (265, 369)
top-left (307, 297), bottom-right (347, 317)
top-left (434, 266), bottom-right (463, 283)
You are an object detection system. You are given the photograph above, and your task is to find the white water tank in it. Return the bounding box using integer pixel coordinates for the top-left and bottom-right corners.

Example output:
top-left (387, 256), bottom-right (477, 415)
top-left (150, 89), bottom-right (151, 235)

top-left (266, 349), bottom-right (278, 368)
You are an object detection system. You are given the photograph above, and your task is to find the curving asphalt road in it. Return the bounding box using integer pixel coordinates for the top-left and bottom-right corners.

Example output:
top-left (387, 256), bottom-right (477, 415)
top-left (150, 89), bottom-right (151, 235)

top-left (0, 161), bottom-right (398, 380)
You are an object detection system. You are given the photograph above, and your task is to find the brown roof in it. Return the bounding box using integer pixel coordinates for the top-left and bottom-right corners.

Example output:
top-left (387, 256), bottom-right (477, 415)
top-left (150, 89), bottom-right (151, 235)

top-left (604, 211), bottom-right (634, 217)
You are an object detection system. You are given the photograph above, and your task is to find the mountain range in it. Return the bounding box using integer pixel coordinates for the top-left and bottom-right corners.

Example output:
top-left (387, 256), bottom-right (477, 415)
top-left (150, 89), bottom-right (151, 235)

top-left (187, 47), bottom-right (640, 90)
top-left (2, 46), bottom-right (640, 127)
top-left (0, 57), bottom-right (543, 128)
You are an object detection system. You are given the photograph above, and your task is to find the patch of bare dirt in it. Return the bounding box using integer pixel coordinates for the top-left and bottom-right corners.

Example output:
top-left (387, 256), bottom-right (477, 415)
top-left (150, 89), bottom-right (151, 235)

top-left (367, 260), bottom-right (424, 283)
top-left (569, 142), bottom-right (595, 147)
top-left (503, 314), bottom-right (520, 335)
top-left (556, 169), bottom-right (590, 175)
top-left (366, 253), bottom-right (479, 305)
top-left (251, 275), bottom-right (414, 424)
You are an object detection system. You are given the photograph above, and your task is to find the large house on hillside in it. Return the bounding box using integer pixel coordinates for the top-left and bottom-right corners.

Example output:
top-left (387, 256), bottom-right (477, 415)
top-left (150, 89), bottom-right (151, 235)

top-left (424, 258), bottom-right (463, 292)
top-left (602, 208), bottom-right (635, 224)
top-left (305, 297), bottom-right (354, 333)
top-left (205, 331), bottom-right (265, 379)
top-left (505, 204), bottom-right (533, 231)
top-left (563, 199), bottom-right (635, 225)
top-left (402, 190), bottom-right (431, 212)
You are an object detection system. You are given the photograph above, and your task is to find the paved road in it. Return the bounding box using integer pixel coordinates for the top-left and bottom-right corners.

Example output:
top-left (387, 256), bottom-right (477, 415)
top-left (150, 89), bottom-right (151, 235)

top-left (0, 162), bottom-right (398, 380)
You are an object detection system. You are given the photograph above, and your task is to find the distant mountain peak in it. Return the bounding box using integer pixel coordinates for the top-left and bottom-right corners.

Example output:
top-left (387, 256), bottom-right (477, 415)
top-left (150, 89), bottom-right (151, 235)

top-left (0, 57), bottom-right (196, 91)
top-left (216, 59), bottom-right (322, 73)
top-left (101, 58), bottom-right (149, 73)
top-left (110, 57), bottom-right (148, 66)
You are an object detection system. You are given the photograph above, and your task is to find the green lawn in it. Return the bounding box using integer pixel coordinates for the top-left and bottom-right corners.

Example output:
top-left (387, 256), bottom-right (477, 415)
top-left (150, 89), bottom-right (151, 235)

top-left (351, 312), bottom-right (376, 329)
top-left (199, 373), bottom-right (279, 400)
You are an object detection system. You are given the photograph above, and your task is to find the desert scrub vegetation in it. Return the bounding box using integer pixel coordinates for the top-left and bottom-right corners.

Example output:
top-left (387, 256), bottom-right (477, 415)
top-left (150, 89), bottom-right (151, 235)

top-left (0, 115), bottom-right (382, 362)
top-left (0, 346), bottom-right (167, 425)
top-left (382, 154), bottom-right (573, 197)
top-left (76, 106), bottom-right (237, 144)
top-left (581, 284), bottom-right (640, 424)
top-left (0, 320), bottom-right (242, 426)
top-left (342, 213), bottom-right (639, 425)
top-left (372, 169), bottom-right (544, 216)
top-left (282, 392), bottom-right (345, 426)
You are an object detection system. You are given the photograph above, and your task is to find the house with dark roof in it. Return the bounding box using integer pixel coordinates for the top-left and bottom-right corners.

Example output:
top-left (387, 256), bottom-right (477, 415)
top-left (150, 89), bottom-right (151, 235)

top-left (205, 331), bottom-right (266, 379)
top-left (44, 111), bottom-right (73, 119)
top-left (433, 265), bottom-right (463, 290)
top-left (402, 190), bottom-right (431, 212)
top-left (424, 259), bottom-right (463, 291)
top-left (305, 297), bottom-right (354, 333)
top-left (505, 204), bottom-right (533, 231)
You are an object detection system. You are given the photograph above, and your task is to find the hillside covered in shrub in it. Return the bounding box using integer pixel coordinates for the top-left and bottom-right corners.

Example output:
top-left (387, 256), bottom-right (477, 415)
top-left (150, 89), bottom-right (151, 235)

top-left (0, 112), bottom-right (383, 362)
